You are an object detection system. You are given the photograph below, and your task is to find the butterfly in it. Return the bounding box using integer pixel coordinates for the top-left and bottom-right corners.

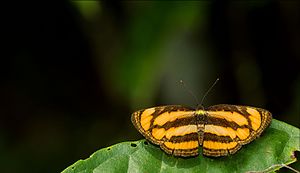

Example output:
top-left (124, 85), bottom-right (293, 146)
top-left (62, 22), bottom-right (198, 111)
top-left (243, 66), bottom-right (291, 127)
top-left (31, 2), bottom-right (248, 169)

top-left (131, 104), bottom-right (272, 157)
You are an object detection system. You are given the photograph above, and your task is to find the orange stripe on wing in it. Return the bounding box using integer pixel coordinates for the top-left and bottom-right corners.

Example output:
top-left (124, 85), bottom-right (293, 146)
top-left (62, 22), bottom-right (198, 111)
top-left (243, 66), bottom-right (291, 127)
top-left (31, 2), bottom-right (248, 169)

top-left (153, 111), bottom-right (195, 126)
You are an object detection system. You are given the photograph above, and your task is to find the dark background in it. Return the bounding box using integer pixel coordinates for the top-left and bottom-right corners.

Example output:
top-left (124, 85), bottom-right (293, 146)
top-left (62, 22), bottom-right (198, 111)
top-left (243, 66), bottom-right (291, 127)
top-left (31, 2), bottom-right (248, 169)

top-left (1, 1), bottom-right (299, 173)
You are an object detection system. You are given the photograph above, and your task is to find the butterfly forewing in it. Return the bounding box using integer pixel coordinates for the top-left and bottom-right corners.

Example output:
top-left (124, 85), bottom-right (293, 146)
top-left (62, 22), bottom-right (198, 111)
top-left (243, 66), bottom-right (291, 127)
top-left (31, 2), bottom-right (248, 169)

top-left (202, 104), bottom-right (272, 156)
top-left (131, 105), bottom-right (200, 157)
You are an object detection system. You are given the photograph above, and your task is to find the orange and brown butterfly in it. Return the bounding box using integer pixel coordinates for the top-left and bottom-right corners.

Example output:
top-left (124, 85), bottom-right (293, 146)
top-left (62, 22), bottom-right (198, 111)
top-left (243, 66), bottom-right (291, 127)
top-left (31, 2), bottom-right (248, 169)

top-left (131, 104), bottom-right (272, 157)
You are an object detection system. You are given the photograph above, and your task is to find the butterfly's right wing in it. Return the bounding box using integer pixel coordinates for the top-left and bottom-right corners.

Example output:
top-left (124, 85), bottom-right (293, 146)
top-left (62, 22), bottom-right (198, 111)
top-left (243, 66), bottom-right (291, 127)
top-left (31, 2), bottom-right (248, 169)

top-left (131, 105), bottom-right (200, 157)
top-left (202, 104), bottom-right (272, 157)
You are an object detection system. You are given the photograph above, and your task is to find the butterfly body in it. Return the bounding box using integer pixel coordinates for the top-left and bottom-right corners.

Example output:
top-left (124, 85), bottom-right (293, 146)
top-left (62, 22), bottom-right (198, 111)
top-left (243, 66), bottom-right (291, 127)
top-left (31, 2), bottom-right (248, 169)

top-left (131, 104), bottom-right (272, 157)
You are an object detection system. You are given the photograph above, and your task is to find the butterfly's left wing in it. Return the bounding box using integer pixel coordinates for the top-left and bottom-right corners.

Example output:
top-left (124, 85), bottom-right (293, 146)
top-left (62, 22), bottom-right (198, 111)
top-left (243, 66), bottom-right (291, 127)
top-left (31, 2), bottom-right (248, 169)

top-left (202, 104), bottom-right (272, 157)
top-left (131, 105), bottom-right (200, 157)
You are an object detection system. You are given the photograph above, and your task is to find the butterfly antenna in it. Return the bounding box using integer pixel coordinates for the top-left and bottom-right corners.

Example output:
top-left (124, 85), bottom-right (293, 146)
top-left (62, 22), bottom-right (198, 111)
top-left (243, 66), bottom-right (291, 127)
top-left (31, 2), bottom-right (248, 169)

top-left (179, 80), bottom-right (200, 106)
top-left (200, 78), bottom-right (219, 107)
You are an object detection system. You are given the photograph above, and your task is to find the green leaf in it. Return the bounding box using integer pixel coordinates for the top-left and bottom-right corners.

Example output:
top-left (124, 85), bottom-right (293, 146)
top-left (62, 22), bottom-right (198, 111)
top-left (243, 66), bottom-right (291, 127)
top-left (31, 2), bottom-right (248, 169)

top-left (62, 119), bottom-right (300, 173)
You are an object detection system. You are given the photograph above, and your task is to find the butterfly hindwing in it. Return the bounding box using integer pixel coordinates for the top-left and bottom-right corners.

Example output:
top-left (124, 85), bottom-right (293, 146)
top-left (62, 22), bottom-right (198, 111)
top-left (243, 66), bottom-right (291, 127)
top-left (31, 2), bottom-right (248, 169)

top-left (202, 104), bottom-right (272, 156)
top-left (131, 105), bottom-right (200, 157)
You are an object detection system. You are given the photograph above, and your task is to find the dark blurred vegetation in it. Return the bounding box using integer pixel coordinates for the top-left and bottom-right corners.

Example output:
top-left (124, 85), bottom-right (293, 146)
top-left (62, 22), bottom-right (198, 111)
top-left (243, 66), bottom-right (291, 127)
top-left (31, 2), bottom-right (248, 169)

top-left (1, 1), bottom-right (299, 173)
